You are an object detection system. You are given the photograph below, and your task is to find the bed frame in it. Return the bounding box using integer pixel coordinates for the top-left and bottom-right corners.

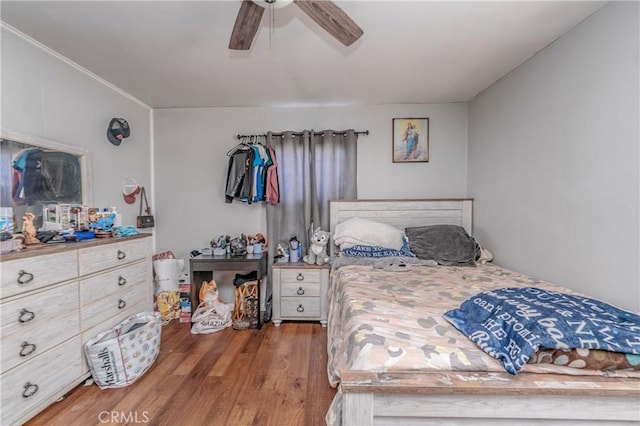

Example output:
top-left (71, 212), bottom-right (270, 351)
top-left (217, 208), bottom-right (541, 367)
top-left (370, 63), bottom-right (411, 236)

top-left (329, 199), bottom-right (640, 425)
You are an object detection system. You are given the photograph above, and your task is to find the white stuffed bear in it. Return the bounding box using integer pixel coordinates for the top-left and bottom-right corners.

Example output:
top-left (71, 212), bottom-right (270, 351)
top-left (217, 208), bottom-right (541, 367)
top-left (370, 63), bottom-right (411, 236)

top-left (303, 227), bottom-right (330, 265)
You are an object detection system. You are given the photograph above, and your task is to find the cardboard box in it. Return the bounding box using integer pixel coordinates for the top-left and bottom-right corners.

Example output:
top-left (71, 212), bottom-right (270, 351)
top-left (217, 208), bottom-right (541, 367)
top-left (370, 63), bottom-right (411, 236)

top-left (179, 312), bottom-right (191, 323)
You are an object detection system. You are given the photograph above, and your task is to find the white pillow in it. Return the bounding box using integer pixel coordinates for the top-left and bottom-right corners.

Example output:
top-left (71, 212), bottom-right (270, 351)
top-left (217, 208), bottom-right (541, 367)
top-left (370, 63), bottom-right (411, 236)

top-left (333, 217), bottom-right (405, 250)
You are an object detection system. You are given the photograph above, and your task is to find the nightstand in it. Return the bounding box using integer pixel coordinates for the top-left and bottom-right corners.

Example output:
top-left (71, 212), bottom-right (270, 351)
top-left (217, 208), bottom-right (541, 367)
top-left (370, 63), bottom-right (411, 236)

top-left (272, 263), bottom-right (330, 327)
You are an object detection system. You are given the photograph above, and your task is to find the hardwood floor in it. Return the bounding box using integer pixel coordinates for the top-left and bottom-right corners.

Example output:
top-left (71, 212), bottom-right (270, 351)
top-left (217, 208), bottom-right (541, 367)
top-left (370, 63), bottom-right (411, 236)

top-left (26, 321), bottom-right (337, 426)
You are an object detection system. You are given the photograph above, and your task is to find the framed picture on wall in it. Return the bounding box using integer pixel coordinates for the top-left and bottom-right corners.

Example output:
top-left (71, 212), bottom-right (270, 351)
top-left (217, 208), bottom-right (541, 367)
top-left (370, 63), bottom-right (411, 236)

top-left (392, 118), bottom-right (429, 163)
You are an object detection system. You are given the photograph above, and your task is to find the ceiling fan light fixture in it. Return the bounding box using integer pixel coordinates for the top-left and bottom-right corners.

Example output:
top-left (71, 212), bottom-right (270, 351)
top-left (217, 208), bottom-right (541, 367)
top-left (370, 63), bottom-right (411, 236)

top-left (251, 0), bottom-right (293, 9)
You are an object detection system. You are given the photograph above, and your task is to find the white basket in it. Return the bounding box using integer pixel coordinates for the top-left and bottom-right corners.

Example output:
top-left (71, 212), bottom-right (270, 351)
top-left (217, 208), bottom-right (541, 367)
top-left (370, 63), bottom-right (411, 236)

top-left (84, 311), bottom-right (161, 389)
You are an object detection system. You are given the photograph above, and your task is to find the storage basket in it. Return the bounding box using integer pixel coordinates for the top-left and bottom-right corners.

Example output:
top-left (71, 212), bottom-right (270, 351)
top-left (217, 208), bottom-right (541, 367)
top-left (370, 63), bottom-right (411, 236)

top-left (84, 311), bottom-right (161, 389)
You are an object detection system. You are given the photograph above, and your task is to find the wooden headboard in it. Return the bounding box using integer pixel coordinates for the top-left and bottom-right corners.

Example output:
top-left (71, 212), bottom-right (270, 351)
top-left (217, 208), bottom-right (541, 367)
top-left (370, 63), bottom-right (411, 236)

top-left (329, 199), bottom-right (473, 250)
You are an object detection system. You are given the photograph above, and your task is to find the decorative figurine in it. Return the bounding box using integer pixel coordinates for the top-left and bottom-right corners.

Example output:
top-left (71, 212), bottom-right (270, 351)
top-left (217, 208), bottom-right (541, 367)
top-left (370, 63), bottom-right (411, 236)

top-left (22, 212), bottom-right (39, 245)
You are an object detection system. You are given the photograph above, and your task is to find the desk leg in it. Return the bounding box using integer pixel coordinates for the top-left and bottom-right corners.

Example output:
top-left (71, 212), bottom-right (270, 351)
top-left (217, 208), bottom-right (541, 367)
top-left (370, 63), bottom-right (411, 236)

top-left (257, 278), bottom-right (262, 329)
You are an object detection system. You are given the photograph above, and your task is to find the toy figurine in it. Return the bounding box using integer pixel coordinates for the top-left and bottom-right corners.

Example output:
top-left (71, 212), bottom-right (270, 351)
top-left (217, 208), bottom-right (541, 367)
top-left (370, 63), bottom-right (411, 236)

top-left (22, 212), bottom-right (39, 245)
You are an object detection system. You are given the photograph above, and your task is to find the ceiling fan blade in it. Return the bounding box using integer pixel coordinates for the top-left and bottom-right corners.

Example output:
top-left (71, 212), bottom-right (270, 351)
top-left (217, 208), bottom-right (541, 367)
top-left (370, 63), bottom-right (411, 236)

top-left (293, 0), bottom-right (363, 47)
top-left (229, 0), bottom-right (265, 50)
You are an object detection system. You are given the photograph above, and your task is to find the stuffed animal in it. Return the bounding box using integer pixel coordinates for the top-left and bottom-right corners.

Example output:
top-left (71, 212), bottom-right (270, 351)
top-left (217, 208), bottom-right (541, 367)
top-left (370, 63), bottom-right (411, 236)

top-left (199, 280), bottom-right (225, 306)
top-left (303, 227), bottom-right (330, 265)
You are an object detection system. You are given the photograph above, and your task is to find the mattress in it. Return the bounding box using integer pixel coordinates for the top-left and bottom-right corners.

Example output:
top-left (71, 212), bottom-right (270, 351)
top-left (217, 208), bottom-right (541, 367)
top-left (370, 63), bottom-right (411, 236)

top-left (327, 261), bottom-right (640, 387)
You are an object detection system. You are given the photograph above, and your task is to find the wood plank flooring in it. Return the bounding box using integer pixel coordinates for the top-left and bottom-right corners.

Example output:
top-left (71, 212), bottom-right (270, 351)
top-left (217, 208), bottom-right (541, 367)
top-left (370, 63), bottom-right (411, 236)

top-left (26, 321), bottom-right (337, 426)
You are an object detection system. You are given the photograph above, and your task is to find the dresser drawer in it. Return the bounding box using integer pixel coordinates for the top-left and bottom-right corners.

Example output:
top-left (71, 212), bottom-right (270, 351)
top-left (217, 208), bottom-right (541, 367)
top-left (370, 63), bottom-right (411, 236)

top-left (1, 282), bottom-right (79, 373)
top-left (1, 336), bottom-right (82, 426)
top-left (281, 281), bottom-right (320, 297)
top-left (78, 238), bottom-right (148, 276)
top-left (280, 268), bottom-right (321, 285)
top-left (0, 251), bottom-right (77, 299)
top-left (81, 282), bottom-right (147, 330)
top-left (80, 261), bottom-right (147, 306)
top-left (280, 297), bottom-right (321, 318)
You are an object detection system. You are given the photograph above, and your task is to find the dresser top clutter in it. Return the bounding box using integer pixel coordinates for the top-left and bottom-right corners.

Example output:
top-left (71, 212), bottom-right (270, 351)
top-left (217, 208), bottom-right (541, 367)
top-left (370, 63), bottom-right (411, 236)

top-left (0, 233), bottom-right (150, 262)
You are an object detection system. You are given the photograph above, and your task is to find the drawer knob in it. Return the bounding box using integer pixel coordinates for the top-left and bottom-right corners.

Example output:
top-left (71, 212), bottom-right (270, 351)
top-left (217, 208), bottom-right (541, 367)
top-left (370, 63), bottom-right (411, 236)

top-left (296, 304), bottom-right (304, 313)
top-left (20, 341), bottom-right (37, 357)
top-left (118, 299), bottom-right (127, 309)
top-left (296, 273), bottom-right (304, 281)
top-left (22, 382), bottom-right (39, 398)
top-left (17, 270), bottom-right (34, 285)
top-left (297, 287), bottom-right (305, 295)
top-left (19, 309), bottom-right (36, 323)
top-left (117, 250), bottom-right (126, 260)
top-left (118, 276), bottom-right (127, 286)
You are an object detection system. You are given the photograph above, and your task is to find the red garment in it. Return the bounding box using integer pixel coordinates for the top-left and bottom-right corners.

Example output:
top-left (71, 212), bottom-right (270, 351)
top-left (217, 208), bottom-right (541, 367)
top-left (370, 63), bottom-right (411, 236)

top-left (265, 146), bottom-right (280, 205)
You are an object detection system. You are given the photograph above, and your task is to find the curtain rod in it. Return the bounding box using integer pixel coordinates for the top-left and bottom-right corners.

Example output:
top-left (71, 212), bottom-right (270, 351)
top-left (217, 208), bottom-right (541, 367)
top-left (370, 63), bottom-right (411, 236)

top-left (236, 130), bottom-right (369, 139)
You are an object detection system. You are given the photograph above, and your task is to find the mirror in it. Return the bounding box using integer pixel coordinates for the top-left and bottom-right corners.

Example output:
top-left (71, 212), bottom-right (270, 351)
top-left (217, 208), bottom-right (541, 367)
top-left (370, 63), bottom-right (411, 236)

top-left (0, 129), bottom-right (91, 232)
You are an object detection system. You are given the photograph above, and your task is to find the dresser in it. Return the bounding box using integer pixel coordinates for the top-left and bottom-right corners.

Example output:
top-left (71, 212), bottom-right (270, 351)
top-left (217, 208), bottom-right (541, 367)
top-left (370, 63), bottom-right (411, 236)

top-left (0, 234), bottom-right (152, 425)
top-left (271, 263), bottom-right (329, 327)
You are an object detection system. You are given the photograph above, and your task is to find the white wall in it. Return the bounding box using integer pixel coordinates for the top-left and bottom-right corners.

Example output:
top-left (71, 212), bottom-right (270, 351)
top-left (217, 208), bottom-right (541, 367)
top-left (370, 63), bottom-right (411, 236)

top-left (153, 103), bottom-right (468, 262)
top-left (1, 25), bottom-right (152, 226)
top-left (468, 2), bottom-right (639, 311)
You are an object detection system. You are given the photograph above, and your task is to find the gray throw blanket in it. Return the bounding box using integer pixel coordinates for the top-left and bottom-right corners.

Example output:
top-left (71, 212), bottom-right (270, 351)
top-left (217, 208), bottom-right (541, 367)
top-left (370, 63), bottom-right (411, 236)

top-left (405, 224), bottom-right (480, 266)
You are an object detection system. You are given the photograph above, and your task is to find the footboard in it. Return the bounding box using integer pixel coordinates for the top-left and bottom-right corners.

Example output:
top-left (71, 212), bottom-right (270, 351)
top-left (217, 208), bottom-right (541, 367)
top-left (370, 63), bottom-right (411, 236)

top-left (340, 371), bottom-right (640, 425)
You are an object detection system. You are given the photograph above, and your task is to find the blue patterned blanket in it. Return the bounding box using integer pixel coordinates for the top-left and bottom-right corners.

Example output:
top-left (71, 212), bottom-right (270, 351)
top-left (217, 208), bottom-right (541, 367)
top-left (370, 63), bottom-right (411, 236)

top-left (444, 287), bottom-right (640, 374)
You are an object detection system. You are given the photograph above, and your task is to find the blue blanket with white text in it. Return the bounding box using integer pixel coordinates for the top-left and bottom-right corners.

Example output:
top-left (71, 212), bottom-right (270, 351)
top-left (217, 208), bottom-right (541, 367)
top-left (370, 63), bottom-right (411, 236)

top-left (444, 287), bottom-right (640, 374)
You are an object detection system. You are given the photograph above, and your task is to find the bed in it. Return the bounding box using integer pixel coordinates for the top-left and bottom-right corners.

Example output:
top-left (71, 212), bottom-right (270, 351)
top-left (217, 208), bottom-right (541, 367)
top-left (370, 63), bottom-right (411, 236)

top-left (326, 199), bottom-right (640, 425)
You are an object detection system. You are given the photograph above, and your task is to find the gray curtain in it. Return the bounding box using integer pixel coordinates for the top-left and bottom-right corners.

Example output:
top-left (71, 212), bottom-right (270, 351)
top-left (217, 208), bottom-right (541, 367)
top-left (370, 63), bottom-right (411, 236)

top-left (263, 129), bottom-right (357, 321)
top-left (266, 129), bottom-right (358, 259)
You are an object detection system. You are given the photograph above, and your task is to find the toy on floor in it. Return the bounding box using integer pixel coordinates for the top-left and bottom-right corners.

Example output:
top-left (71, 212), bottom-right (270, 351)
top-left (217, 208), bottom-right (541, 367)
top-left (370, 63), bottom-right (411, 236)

top-left (192, 280), bottom-right (232, 334)
top-left (199, 280), bottom-right (225, 306)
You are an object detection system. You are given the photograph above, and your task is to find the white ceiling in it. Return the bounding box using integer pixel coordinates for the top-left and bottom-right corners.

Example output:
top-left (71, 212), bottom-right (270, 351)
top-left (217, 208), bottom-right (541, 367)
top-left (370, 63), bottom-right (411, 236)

top-left (1, 1), bottom-right (606, 109)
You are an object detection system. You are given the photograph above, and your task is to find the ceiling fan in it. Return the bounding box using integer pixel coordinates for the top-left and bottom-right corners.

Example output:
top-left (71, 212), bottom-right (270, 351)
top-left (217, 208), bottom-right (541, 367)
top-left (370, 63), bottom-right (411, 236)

top-left (229, 0), bottom-right (363, 50)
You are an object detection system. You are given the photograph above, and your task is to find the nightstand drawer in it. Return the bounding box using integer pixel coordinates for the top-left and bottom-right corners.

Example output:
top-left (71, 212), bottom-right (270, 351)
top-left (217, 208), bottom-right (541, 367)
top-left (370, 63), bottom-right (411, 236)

top-left (280, 269), bottom-right (321, 285)
top-left (281, 281), bottom-right (320, 297)
top-left (280, 297), bottom-right (321, 318)
top-left (272, 264), bottom-right (329, 327)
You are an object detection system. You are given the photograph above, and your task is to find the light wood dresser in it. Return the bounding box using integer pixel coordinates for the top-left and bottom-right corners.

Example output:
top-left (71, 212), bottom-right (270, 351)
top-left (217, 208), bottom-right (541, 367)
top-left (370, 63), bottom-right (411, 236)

top-left (0, 234), bottom-right (152, 425)
top-left (271, 263), bottom-right (329, 327)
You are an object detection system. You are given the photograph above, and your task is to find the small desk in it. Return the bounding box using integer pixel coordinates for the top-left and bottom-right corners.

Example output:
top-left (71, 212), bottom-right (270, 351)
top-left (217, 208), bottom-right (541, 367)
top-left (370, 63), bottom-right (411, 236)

top-left (189, 252), bottom-right (268, 328)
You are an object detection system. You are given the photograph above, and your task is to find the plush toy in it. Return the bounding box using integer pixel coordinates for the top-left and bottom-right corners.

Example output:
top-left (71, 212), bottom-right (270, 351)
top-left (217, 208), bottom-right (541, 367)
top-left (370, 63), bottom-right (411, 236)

top-left (303, 227), bottom-right (330, 265)
top-left (199, 280), bottom-right (225, 306)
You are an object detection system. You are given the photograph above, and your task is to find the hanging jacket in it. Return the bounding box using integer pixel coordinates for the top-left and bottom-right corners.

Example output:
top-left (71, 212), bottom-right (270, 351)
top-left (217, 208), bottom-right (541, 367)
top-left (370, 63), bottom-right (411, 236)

top-left (225, 147), bottom-right (254, 203)
top-left (265, 146), bottom-right (280, 205)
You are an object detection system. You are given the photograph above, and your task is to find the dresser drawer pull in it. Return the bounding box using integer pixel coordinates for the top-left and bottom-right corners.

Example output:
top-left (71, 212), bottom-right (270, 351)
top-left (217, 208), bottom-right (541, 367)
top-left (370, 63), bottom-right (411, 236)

top-left (118, 299), bottom-right (127, 309)
top-left (297, 287), bottom-right (305, 295)
top-left (17, 270), bottom-right (34, 285)
top-left (22, 382), bottom-right (39, 398)
top-left (20, 341), bottom-right (37, 357)
top-left (117, 250), bottom-right (126, 260)
top-left (118, 276), bottom-right (127, 286)
top-left (296, 273), bottom-right (304, 281)
top-left (19, 309), bottom-right (36, 323)
top-left (296, 304), bottom-right (304, 312)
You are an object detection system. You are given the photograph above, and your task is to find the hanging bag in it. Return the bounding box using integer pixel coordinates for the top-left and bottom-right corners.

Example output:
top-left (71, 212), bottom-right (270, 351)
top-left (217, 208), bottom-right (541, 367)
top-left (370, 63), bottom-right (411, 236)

top-left (136, 187), bottom-right (155, 228)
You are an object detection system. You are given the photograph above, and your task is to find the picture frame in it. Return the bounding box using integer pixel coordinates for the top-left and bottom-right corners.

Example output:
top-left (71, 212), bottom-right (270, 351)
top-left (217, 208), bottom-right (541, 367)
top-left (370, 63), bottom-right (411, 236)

top-left (392, 118), bottom-right (429, 163)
